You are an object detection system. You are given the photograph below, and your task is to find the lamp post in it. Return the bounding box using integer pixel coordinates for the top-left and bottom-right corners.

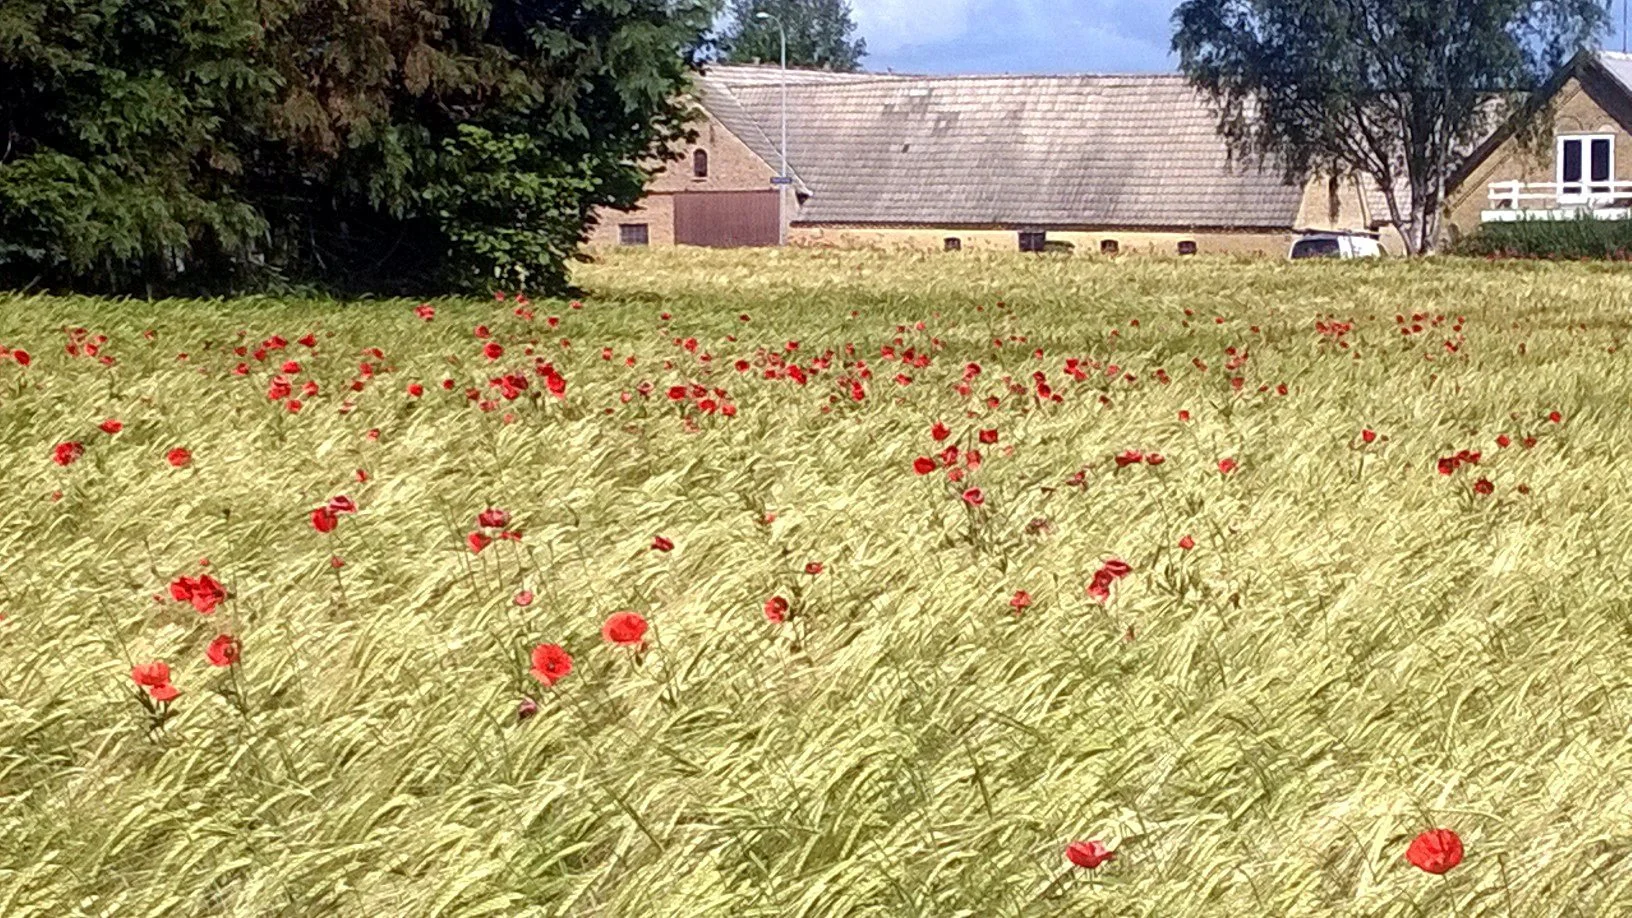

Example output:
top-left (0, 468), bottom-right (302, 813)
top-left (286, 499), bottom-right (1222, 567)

top-left (755, 10), bottom-right (789, 246)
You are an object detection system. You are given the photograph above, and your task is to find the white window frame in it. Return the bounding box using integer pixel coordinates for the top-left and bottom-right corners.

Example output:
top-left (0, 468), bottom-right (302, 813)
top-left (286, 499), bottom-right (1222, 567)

top-left (1557, 133), bottom-right (1616, 205)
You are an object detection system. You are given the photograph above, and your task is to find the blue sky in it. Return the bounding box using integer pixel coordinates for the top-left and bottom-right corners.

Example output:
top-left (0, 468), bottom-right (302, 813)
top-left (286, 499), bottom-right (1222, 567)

top-left (850, 0), bottom-right (1630, 75)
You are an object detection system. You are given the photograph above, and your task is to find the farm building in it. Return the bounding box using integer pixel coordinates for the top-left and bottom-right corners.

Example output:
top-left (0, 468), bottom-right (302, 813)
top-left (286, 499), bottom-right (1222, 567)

top-left (589, 64), bottom-right (1402, 256)
top-left (1446, 51), bottom-right (1632, 242)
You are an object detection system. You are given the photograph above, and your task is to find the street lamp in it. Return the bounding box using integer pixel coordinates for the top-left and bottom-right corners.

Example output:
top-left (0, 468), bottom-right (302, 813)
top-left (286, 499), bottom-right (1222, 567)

top-left (755, 10), bottom-right (789, 246)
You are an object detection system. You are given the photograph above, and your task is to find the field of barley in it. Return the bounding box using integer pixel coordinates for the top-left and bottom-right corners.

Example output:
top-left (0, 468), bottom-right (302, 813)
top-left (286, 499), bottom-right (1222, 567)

top-left (3, 249), bottom-right (1632, 917)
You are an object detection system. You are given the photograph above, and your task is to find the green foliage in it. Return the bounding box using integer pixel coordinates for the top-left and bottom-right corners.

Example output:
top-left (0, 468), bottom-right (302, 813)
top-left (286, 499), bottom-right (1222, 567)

top-left (717, 0), bottom-right (866, 70)
top-left (1451, 214), bottom-right (1632, 259)
top-left (0, 0), bottom-right (713, 295)
top-left (1172, 0), bottom-right (1612, 255)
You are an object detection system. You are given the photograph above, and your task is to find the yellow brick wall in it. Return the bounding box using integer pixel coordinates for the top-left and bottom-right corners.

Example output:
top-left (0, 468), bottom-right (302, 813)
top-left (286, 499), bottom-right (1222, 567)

top-left (587, 109), bottom-right (779, 248)
top-left (1446, 75), bottom-right (1632, 238)
top-left (787, 226), bottom-right (1294, 257)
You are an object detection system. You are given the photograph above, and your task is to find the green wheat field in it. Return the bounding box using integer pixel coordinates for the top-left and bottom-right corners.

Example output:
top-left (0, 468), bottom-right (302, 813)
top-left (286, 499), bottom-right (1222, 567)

top-left (3, 249), bottom-right (1632, 917)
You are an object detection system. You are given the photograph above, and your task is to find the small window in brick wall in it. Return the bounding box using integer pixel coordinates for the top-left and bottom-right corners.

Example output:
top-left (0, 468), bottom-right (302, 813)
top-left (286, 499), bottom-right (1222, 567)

top-left (1100, 239), bottom-right (1120, 256)
top-left (945, 238), bottom-right (962, 252)
top-left (1019, 231), bottom-right (1046, 253)
top-left (1178, 241), bottom-right (1198, 256)
top-left (619, 224), bottom-right (650, 246)
top-left (693, 149), bottom-right (709, 178)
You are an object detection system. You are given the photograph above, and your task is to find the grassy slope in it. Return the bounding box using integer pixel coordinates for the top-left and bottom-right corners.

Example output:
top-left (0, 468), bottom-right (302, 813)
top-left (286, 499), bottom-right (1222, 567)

top-left (3, 250), bottom-right (1632, 917)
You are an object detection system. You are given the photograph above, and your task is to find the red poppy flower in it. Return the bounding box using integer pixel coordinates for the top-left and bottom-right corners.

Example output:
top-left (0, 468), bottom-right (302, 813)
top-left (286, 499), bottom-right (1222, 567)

top-left (1086, 573), bottom-right (1113, 605)
top-left (1115, 449), bottom-right (1144, 467)
top-left (311, 507), bottom-right (338, 533)
top-left (281, 360), bottom-right (302, 374)
top-left (12, 349), bottom-right (30, 367)
top-left (467, 532), bottom-right (492, 554)
top-left (1065, 840), bottom-right (1114, 869)
top-left (764, 595), bottom-right (789, 623)
top-left (1548, 411), bottom-right (1562, 424)
top-left (166, 448), bottom-right (191, 467)
top-left (407, 382), bottom-right (424, 397)
top-left (1100, 559), bottom-right (1133, 579)
top-left (931, 422), bottom-right (951, 442)
top-left (327, 495), bottom-right (357, 515)
top-left (482, 341), bottom-right (504, 361)
top-left (205, 634), bottom-right (241, 667)
top-left (1009, 590), bottom-right (1032, 611)
top-left (1496, 434), bottom-right (1511, 448)
top-left (52, 441), bottom-right (84, 466)
top-left (514, 590), bottom-right (534, 607)
top-left (415, 304), bottom-right (436, 321)
top-left (132, 660), bottom-right (171, 688)
top-left (1405, 828), bottom-right (1463, 875)
top-left (100, 419), bottom-right (123, 434)
top-left (187, 574), bottom-right (226, 614)
top-left (477, 508), bottom-right (510, 529)
top-left (602, 611), bottom-right (649, 646)
top-left (805, 562), bottom-right (824, 575)
top-left (979, 429), bottom-right (998, 444)
top-left (148, 683), bottom-right (180, 702)
top-left (1474, 478), bottom-right (1494, 495)
top-left (912, 456), bottom-right (936, 475)
top-left (1178, 535), bottom-right (1195, 551)
top-left (530, 643), bottom-right (573, 685)
top-left (651, 536), bottom-right (674, 552)
top-left (1178, 409), bottom-right (1190, 422)
top-left (1362, 429), bottom-right (1377, 444)
top-left (1217, 458), bottom-right (1237, 475)
top-left (962, 488), bottom-right (985, 506)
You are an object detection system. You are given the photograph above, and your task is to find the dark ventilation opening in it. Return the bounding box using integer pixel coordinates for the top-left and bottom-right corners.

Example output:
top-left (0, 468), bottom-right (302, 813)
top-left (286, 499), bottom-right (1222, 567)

top-left (1178, 241), bottom-right (1198, 256)
top-left (944, 238), bottom-right (962, 252)
top-left (1019, 231), bottom-right (1046, 253)
top-left (619, 224), bottom-right (650, 246)
top-left (692, 149), bottom-right (709, 178)
top-left (1100, 239), bottom-right (1120, 255)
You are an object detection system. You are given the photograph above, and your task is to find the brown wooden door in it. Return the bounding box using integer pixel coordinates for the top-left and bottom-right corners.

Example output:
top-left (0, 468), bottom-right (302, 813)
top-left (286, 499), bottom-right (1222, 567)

top-left (673, 191), bottom-right (781, 247)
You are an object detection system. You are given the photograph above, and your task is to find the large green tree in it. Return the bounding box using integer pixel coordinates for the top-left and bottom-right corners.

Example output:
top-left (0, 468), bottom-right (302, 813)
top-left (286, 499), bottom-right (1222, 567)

top-left (1173, 0), bottom-right (1613, 254)
top-left (717, 0), bottom-right (866, 71)
top-left (0, 0), bottom-right (712, 294)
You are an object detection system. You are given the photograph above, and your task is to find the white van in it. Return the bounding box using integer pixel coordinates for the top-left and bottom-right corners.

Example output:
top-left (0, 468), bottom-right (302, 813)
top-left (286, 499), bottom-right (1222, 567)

top-left (1289, 231), bottom-right (1383, 260)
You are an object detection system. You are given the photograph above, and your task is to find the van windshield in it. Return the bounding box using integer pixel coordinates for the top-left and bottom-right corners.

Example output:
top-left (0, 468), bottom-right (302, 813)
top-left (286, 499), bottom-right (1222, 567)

top-left (1291, 238), bottom-right (1342, 259)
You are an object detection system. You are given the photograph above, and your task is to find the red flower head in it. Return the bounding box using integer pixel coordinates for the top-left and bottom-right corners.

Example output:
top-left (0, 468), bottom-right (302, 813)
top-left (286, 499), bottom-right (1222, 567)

top-left (1009, 590), bottom-right (1032, 611)
top-left (1217, 457), bottom-right (1237, 475)
top-left (100, 419), bottom-right (123, 435)
top-left (1548, 411), bottom-right (1562, 424)
top-left (131, 660), bottom-right (171, 688)
top-left (482, 341), bottom-right (504, 361)
top-left (166, 448), bottom-right (191, 468)
top-left (514, 590), bottom-right (534, 607)
top-left (477, 508), bottom-right (510, 529)
top-left (415, 304), bottom-right (436, 321)
top-left (1115, 449), bottom-right (1144, 467)
top-left (530, 643), bottom-right (573, 685)
top-left (148, 683), bottom-right (180, 703)
top-left (1496, 434), bottom-right (1511, 448)
top-left (52, 441), bottom-right (84, 466)
top-left (602, 611), bottom-right (649, 646)
top-left (962, 488), bottom-right (985, 507)
top-left (805, 562), bottom-right (824, 575)
top-left (1100, 558), bottom-right (1133, 579)
top-left (1178, 535), bottom-right (1195, 551)
top-left (764, 595), bottom-right (790, 623)
top-left (1086, 573), bottom-right (1113, 605)
top-left (187, 574), bottom-right (226, 615)
top-left (311, 507), bottom-right (338, 533)
top-left (1065, 840), bottom-right (1115, 870)
top-left (12, 349), bottom-right (30, 367)
top-left (327, 495), bottom-right (357, 515)
top-left (205, 634), bottom-right (241, 667)
top-left (467, 531), bottom-right (492, 554)
top-left (931, 421), bottom-right (951, 442)
top-left (1474, 478), bottom-right (1494, 496)
top-left (651, 536), bottom-right (674, 552)
top-left (1405, 829), bottom-right (1463, 875)
top-left (912, 457), bottom-right (935, 475)
top-left (1361, 429), bottom-right (1378, 444)
top-left (407, 382), bottom-right (424, 398)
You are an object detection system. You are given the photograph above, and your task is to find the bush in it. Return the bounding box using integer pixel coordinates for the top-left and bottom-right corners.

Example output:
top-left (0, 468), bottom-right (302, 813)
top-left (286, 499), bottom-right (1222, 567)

top-left (1450, 214), bottom-right (1632, 260)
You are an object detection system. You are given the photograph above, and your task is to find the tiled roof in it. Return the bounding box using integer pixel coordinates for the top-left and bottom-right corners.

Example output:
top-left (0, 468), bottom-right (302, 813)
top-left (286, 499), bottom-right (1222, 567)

top-left (697, 71), bottom-right (1306, 229)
